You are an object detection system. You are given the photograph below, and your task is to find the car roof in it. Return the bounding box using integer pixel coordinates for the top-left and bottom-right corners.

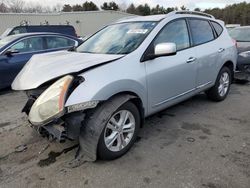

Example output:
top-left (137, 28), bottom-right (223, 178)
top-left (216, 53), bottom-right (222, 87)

top-left (116, 11), bottom-right (215, 23)
top-left (15, 25), bottom-right (74, 27)
top-left (11, 32), bottom-right (73, 37)
top-left (5, 33), bottom-right (80, 41)
top-left (0, 32), bottom-right (80, 45)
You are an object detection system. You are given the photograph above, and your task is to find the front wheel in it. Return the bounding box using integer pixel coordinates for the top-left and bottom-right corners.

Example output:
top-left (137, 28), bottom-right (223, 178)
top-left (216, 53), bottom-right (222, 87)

top-left (97, 101), bottom-right (140, 160)
top-left (206, 66), bottom-right (232, 101)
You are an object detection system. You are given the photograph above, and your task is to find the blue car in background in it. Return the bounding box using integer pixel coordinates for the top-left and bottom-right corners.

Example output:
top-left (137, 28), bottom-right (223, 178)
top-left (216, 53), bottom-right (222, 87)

top-left (0, 33), bottom-right (82, 89)
top-left (0, 25), bottom-right (78, 40)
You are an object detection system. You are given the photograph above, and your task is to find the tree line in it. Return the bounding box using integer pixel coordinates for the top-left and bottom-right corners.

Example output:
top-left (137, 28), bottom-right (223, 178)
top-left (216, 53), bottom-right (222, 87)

top-left (1, 0), bottom-right (250, 25)
top-left (204, 2), bottom-right (250, 25)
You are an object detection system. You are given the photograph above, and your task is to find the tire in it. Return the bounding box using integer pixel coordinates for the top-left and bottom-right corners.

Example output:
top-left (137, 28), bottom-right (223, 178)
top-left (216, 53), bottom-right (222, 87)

top-left (97, 101), bottom-right (140, 160)
top-left (206, 66), bottom-right (232, 102)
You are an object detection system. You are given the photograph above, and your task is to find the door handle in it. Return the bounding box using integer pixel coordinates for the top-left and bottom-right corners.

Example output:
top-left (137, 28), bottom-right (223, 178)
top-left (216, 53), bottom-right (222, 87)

top-left (186, 57), bottom-right (196, 63)
top-left (218, 48), bottom-right (225, 53)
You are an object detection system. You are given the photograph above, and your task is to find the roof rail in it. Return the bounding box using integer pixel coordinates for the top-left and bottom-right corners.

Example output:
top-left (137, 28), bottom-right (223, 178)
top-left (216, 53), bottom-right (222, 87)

top-left (171, 11), bottom-right (215, 19)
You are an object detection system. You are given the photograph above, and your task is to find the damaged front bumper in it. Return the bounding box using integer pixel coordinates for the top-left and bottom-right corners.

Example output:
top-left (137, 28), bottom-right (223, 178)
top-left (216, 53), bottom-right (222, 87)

top-left (39, 112), bottom-right (85, 142)
top-left (25, 104), bottom-right (86, 142)
top-left (22, 94), bottom-right (87, 142)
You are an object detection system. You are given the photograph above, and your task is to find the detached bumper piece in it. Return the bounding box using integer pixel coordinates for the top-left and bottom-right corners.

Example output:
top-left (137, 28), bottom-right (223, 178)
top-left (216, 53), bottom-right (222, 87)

top-left (234, 71), bottom-right (250, 81)
top-left (35, 112), bottom-right (85, 142)
top-left (38, 120), bottom-right (67, 142)
top-left (235, 65), bottom-right (250, 81)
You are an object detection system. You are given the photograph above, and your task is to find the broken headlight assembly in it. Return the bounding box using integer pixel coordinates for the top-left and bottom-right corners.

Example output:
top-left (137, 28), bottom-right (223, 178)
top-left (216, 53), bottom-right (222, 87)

top-left (29, 75), bottom-right (74, 125)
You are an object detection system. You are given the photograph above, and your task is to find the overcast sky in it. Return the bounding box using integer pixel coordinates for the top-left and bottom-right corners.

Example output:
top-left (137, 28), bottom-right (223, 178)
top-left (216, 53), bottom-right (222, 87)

top-left (24, 0), bottom-right (250, 10)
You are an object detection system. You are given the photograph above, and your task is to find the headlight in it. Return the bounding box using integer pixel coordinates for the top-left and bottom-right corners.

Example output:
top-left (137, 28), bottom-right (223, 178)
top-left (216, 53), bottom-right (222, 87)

top-left (29, 75), bottom-right (73, 125)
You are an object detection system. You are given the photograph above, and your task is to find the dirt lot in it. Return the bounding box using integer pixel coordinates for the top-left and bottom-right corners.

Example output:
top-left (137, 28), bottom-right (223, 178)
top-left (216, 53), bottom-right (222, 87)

top-left (0, 83), bottom-right (250, 188)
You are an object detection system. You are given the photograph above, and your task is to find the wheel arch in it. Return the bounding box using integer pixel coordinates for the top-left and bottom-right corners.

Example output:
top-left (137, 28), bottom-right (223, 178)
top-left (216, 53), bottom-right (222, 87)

top-left (222, 61), bottom-right (234, 82)
top-left (107, 91), bottom-right (145, 127)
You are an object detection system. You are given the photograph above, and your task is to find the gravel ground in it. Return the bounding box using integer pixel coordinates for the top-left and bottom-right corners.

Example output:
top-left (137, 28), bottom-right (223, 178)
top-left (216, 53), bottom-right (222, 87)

top-left (0, 83), bottom-right (250, 188)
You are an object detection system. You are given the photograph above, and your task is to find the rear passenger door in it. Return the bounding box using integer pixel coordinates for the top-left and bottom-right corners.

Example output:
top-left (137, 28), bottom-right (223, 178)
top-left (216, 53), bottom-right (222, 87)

top-left (187, 18), bottom-right (219, 88)
top-left (44, 36), bottom-right (77, 52)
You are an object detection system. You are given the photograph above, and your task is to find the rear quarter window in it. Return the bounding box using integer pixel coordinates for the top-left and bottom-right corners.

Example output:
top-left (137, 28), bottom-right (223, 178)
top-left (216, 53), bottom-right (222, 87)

top-left (189, 19), bottom-right (215, 46)
top-left (9, 27), bottom-right (27, 35)
top-left (211, 21), bottom-right (223, 36)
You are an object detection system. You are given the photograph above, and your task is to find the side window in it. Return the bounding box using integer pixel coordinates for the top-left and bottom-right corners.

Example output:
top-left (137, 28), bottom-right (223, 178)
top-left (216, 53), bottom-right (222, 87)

top-left (9, 37), bottom-right (43, 53)
top-left (9, 27), bottom-right (27, 35)
top-left (189, 19), bottom-right (214, 45)
top-left (45, 36), bottom-right (76, 49)
top-left (211, 21), bottom-right (223, 36)
top-left (154, 19), bottom-right (190, 51)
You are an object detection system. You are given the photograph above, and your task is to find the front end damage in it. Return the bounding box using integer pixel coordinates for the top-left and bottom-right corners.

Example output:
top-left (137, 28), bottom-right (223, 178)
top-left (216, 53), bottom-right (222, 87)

top-left (21, 75), bottom-right (100, 165)
top-left (22, 75), bottom-right (90, 142)
top-left (11, 51), bottom-right (128, 165)
top-left (21, 75), bottom-right (136, 166)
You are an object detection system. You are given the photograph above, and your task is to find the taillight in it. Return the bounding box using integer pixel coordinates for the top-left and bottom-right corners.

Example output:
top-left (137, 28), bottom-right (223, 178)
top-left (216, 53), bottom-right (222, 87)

top-left (232, 39), bottom-right (237, 48)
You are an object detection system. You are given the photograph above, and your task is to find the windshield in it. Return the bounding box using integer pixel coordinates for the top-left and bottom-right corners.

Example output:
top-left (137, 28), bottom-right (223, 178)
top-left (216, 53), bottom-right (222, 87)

top-left (0, 35), bottom-right (20, 49)
top-left (229, 28), bottom-right (250, 42)
top-left (77, 22), bottom-right (157, 55)
top-left (1, 28), bottom-right (12, 38)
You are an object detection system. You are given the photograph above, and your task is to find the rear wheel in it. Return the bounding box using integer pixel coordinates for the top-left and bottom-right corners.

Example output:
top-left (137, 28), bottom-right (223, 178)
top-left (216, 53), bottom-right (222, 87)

top-left (97, 101), bottom-right (140, 160)
top-left (206, 66), bottom-right (232, 101)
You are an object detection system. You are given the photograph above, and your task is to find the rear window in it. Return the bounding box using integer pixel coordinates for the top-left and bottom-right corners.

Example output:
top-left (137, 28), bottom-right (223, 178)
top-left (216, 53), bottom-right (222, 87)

top-left (189, 19), bottom-right (214, 45)
top-left (9, 27), bottom-right (27, 35)
top-left (229, 28), bottom-right (250, 42)
top-left (211, 21), bottom-right (223, 36)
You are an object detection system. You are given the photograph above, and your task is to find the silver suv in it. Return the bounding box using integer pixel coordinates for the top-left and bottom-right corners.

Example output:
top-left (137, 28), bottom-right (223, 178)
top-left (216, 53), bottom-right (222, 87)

top-left (12, 11), bottom-right (237, 161)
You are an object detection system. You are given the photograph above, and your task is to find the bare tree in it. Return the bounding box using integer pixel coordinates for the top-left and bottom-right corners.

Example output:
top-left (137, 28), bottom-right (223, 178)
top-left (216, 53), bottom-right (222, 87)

top-left (0, 2), bottom-right (8, 12)
top-left (52, 3), bottom-right (62, 12)
top-left (6, 0), bottom-right (25, 13)
top-left (24, 4), bottom-right (43, 13)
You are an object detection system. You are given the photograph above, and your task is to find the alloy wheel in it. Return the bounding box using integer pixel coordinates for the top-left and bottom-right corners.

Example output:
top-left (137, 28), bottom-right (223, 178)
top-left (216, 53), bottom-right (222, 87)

top-left (218, 72), bottom-right (230, 97)
top-left (104, 110), bottom-right (136, 152)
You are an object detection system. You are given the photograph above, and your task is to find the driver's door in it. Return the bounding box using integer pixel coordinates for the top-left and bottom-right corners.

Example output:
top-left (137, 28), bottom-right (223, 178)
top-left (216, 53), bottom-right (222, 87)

top-left (145, 19), bottom-right (198, 114)
top-left (3, 36), bottom-right (44, 86)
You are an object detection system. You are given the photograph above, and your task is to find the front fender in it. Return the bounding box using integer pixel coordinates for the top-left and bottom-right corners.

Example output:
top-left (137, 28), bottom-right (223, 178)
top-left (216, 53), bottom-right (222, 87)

top-left (65, 78), bottom-right (147, 113)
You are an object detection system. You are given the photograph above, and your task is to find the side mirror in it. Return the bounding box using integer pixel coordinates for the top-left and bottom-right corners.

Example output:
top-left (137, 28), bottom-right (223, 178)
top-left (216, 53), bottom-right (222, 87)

top-left (4, 49), bottom-right (19, 57)
top-left (74, 41), bottom-right (79, 47)
top-left (154, 43), bottom-right (177, 57)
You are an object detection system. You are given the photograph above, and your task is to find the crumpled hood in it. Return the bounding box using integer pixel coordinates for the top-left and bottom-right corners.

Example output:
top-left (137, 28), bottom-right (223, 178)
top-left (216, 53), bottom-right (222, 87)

top-left (12, 51), bottom-right (124, 90)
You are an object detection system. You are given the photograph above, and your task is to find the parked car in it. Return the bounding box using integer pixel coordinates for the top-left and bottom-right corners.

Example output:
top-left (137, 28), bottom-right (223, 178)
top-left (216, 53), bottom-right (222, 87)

top-left (12, 11), bottom-right (237, 161)
top-left (0, 33), bottom-right (82, 89)
top-left (0, 25), bottom-right (77, 40)
top-left (229, 26), bottom-right (250, 81)
top-left (226, 24), bottom-right (241, 31)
